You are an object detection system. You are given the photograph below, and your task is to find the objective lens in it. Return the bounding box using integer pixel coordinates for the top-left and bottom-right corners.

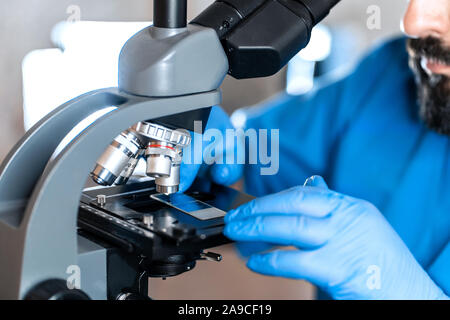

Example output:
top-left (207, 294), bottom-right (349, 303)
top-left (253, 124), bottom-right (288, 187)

top-left (132, 122), bottom-right (191, 194)
top-left (145, 143), bottom-right (179, 178)
top-left (91, 121), bottom-right (191, 194)
top-left (145, 143), bottom-right (183, 194)
top-left (114, 151), bottom-right (143, 185)
top-left (154, 159), bottom-right (181, 194)
top-left (91, 130), bottom-right (145, 186)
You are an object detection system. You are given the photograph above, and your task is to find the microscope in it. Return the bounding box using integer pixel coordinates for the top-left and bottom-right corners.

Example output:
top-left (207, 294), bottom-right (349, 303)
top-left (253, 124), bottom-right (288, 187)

top-left (0, 0), bottom-right (340, 299)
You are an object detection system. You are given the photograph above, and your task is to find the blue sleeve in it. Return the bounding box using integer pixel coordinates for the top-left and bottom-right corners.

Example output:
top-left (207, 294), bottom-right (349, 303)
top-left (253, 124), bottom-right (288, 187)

top-left (428, 241), bottom-right (450, 295)
top-left (240, 37), bottom-right (409, 196)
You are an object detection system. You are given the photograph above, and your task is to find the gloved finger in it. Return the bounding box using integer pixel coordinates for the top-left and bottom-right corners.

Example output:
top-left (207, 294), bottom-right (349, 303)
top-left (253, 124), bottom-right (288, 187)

top-left (179, 162), bottom-right (201, 193)
top-left (179, 128), bottom-right (204, 193)
top-left (234, 241), bottom-right (275, 258)
top-left (225, 186), bottom-right (347, 223)
top-left (224, 215), bottom-right (333, 248)
top-left (210, 162), bottom-right (243, 186)
top-left (246, 250), bottom-right (331, 288)
top-left (206, 107), bottom-right (244, 186)
top-left (179, 106), bottom-right (243, 191)
top-left (303, 175), bottom-right (329, 189)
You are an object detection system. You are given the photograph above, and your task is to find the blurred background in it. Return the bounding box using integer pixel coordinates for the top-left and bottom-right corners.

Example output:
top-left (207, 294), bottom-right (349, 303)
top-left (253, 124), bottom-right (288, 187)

top-left (0, 0), bottom-right (408, 299)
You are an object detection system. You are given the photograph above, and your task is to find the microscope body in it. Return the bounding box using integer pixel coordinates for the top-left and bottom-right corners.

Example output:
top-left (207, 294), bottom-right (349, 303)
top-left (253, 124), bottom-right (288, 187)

top-left (0, 20), bottom-right (228, 299)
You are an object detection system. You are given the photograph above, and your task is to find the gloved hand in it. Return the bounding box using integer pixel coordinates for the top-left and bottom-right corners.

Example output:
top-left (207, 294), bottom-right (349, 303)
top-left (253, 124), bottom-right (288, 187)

top-left (224, 176), bottom-right (449, 300)
top-left (179, 106), bottom-right (243, 192)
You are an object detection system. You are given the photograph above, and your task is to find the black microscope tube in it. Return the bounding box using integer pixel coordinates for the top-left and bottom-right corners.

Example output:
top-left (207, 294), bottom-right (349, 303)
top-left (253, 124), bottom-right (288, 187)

top-left (154, 0), bottom-right (187, 28)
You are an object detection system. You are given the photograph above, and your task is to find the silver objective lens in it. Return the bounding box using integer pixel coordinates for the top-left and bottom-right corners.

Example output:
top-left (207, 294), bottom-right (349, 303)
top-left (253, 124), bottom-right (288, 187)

top-left (154, 159), bottom-right (181, 195)
top-left (90, 130), bottom-right (145, 186)
top-left (114, 151), bottom-right (143, 185)
top-left (133, 122), bottom-right (191, 194)
top-left (145, 143), bottom-right (182, 194)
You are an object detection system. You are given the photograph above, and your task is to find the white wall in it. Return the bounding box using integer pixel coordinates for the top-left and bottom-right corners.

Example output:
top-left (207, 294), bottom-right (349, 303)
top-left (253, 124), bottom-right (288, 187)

top-left (325, 0), bottom-right (408, 55)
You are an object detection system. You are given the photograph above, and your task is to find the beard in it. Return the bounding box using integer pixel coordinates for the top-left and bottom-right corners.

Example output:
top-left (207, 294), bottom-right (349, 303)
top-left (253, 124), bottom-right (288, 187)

top-left (407, 37), bottom-right (450, 135)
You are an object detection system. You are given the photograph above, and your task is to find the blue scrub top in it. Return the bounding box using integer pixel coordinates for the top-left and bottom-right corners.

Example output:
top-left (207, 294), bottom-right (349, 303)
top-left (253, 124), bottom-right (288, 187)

top-left (242, 37), bottom-right (450, 295)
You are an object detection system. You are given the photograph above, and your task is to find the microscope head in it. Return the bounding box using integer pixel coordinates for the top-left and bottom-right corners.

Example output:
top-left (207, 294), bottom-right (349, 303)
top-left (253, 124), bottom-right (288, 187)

top-left (118, 0), bottom-right (228, 98)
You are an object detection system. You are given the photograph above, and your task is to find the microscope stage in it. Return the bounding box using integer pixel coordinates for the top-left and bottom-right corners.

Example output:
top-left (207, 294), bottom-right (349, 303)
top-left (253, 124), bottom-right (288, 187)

top-left (77, 179), bottom-right (253, 277)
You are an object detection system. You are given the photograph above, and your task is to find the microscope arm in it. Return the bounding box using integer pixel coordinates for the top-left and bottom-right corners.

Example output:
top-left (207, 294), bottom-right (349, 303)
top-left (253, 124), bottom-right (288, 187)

top-left (0, 88), bottom-right (220, 299)
top-left (192, 0), bottom-right (341, 79)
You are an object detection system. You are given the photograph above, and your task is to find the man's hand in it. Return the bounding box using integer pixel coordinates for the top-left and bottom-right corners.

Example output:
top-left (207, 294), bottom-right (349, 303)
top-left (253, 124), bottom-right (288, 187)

top-left (224, 176), bottom-right (448, 300)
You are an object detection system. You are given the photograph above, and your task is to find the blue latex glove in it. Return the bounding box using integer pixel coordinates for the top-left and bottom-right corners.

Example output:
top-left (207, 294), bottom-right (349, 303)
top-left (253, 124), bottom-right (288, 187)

top-left (224, 176), bottom-right (449, 300)
top-left (179, 106), bottom-right (243, 192)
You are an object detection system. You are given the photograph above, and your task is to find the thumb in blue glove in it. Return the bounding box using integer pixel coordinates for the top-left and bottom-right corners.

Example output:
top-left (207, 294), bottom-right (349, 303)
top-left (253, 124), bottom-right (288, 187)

top-left (224, 176), bottom-right (448, 300)
top-left (233, 176), bottom-right (330, 259)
